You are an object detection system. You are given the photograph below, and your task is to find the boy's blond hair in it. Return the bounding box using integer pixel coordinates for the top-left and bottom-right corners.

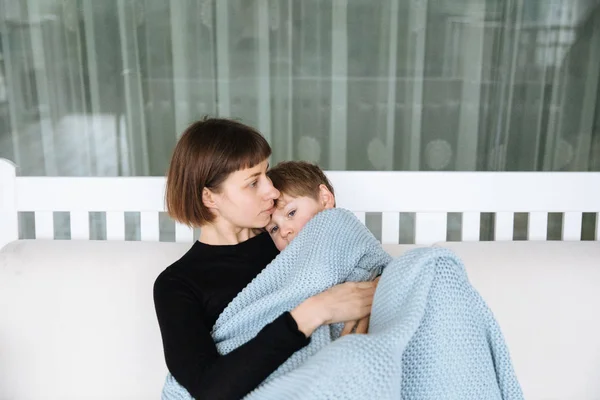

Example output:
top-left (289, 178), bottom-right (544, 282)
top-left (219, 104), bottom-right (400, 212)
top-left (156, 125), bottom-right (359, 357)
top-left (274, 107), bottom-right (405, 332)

top-left (267, 161), bottom-right (335, 204)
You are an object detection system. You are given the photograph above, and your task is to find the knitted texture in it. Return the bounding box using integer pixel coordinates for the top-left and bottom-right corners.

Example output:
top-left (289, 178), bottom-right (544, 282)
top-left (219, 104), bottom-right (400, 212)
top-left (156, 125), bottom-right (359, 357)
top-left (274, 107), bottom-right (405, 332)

top-left (162, 208), bottom-right (523, 400)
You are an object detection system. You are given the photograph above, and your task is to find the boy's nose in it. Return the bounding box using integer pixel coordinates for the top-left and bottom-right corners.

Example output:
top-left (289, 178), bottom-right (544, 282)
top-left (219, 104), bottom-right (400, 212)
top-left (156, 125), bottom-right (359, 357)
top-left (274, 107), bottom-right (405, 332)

top-left (281, 227), bottom-right (293, 239)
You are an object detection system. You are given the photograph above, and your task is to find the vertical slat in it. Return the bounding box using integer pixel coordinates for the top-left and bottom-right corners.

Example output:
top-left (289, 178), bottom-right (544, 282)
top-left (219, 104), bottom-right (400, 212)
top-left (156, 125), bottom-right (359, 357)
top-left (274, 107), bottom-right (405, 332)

top-left (329, 0), bottom-right (348, 169)
top-left (461, 212), bottom-right (480, 241)
top-left (35, 211), bottom-right (54, 239)
top-left (528, 212), bottom-right (548, 241)
top-left (106, 211), bottom-right (125, 241)
top-left (70, 211), bottom-right (90, 240)
top-left (381, 212), bottom-right (400, 244)
top-left (0, 159), bottom-right (18, 249)
top-left (494, 212), bottom-right (514, 241)
top-left (353, 212), bottom-right (366, 225)
top-left (415, 212), bottom-right (447, 245)
top-left (175, 223), bottom-right (194, 243)
top-left (562, 212), bottom-right (582, 241)
top-left (140, 211), bottom-right (160, 242)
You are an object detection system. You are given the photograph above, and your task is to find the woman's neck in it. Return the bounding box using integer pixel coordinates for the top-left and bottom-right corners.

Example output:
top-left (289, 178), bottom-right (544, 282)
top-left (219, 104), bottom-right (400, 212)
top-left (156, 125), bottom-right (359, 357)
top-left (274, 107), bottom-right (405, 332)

top-left (198, 222), bottom-right (259, 245)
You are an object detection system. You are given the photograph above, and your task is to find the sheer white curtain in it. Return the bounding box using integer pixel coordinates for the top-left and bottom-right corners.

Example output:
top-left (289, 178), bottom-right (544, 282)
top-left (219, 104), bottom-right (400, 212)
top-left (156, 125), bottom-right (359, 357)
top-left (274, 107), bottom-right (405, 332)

top-left (0, 0), bottom-right (598, 239)
top-left (0, 0), bottom-right (599, 177)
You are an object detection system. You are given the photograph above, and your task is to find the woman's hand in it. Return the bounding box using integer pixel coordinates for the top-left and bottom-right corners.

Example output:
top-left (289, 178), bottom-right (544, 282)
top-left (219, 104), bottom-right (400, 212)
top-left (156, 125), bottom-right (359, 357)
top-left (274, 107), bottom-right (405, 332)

top-left (290, 280), bottom-right (377, 337)
top-left (340, 277), bottom-right (380, 336)
top-left (340, 316), bottom-right (370, 336)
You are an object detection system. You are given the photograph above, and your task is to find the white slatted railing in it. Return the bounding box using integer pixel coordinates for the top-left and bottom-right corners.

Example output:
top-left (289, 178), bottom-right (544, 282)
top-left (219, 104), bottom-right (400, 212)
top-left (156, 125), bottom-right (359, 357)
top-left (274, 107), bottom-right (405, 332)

top-left (16, 209), bottom-right (600, 245)
top-left (70, 211), bottom-right (90, 240)
top-left (563, 212), bottom-right (583, 241)
top-left (528, 212), bottom-right (548, 241)
top-left (140, 211), bottom-right (159, 242)
top-left (175, 223), bottom-right (194, 243)
top-left (381, 212), bottom-right (400, 244)
top-left (461, 212), bottom-right (481, 242)
top-left (414, 213), bottom-right (447, 245)
top-left (106, 211), bottom-right (125, 241)
top-left (329, 171), bottom-right (600, 244)
top-left (1, 158), bottom-right (599, 248)
top-left (34, 211), bottom-right (54, 240)
top-left (494, 212), bottom-right (514, 241)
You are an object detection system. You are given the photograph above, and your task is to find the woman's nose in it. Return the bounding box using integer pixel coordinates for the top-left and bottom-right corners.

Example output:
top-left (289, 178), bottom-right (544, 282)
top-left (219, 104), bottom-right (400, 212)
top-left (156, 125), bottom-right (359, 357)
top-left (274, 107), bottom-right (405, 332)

top-left (264, 179), bottom-right (280, 200)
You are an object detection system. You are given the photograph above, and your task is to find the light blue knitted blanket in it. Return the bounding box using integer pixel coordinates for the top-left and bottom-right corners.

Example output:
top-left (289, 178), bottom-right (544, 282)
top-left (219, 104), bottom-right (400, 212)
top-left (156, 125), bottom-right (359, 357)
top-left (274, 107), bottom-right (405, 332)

top-left (162, 208), bottom-right (523, 399)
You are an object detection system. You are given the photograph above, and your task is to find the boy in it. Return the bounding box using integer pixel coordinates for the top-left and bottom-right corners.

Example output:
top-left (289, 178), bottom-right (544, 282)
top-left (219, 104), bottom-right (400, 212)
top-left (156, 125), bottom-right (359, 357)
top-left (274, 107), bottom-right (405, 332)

top-left (266, 161), bottom-right (375, 335)
top-left (266, 161), bottom-right (336, 251)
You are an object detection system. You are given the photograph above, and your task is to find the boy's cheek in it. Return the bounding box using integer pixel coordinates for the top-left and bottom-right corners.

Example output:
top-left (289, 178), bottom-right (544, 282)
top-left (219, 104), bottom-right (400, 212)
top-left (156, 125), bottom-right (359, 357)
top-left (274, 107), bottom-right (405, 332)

top-left (274, 236), bottom-right (287, 251)
top-left (266, 230), bottom-right (286, 251)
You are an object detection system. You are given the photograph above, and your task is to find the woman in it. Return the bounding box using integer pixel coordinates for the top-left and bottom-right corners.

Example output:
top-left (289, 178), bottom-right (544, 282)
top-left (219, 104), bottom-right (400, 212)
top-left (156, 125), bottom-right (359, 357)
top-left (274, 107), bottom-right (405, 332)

top-left (154, 117), bottom-right (377, 400)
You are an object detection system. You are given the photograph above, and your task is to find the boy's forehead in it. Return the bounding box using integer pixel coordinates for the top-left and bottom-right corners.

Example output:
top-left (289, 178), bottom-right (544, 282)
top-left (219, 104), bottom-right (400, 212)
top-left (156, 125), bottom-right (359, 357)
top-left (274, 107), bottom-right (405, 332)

top-left (274, 193), bottom-right (294, 209)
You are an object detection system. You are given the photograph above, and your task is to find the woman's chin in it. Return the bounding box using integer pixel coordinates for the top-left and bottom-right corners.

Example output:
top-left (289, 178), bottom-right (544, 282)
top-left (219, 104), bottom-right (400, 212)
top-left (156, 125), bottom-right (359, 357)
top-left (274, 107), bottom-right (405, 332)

top-left (256, 214), bottom-right (272, 228)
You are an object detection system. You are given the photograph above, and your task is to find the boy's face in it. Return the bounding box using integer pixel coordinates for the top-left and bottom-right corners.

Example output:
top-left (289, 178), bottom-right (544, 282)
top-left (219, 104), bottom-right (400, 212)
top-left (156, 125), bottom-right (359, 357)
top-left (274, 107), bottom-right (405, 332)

top-left (266, 188), bottom-right (334, 251)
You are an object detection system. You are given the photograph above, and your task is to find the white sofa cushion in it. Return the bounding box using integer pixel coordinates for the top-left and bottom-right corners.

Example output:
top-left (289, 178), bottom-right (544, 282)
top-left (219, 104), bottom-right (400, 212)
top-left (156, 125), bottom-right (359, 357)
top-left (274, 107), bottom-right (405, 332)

top-left (437, 241), bottom-right (600, 400)
top-left (1, 239), bottom-right (599, 399)
top-left (0, 240), bottom-right (188, 400)
top-left (0, 239), bottom-right (418, 399)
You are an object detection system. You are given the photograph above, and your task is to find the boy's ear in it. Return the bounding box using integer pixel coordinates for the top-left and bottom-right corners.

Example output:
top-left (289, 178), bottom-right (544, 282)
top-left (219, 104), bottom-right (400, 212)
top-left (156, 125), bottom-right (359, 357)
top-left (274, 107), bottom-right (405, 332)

top-left (202, 187), bottom-right (218, 210)
top-left (318, 184), bottom-right (335, 209)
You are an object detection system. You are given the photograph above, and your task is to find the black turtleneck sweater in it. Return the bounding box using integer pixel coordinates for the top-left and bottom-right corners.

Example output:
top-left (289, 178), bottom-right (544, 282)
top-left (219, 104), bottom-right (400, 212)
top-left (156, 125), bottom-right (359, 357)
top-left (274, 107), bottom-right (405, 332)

top-left (153, 232), bottom-right (310, 400)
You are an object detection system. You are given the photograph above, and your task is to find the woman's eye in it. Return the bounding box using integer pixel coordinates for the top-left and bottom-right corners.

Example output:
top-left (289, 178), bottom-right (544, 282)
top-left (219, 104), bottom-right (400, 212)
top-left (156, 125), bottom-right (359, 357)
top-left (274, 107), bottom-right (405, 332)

top-left (249, 180), bottom-right (258, 188)
top-left (269, 226), bottom-right (279, 234)
top-left (288, 210), bottom-right (296, 218)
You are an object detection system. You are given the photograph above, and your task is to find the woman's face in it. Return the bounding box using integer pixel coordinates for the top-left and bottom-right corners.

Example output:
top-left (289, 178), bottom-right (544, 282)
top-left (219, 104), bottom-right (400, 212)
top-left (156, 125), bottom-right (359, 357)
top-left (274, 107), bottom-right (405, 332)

top-left (210, 159), bottom-right (280, 230)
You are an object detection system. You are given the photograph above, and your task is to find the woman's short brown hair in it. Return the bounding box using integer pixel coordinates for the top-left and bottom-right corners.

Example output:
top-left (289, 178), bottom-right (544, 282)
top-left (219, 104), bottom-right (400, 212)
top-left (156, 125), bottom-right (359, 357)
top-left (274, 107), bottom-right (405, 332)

top-left (166, 117), bottom-right (271, 227)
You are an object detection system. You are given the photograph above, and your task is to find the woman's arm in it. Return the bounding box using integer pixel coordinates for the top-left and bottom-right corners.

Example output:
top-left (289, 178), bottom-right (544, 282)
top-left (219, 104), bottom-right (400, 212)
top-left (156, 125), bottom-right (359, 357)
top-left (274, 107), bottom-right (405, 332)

top-left (154, 275), bottom-right (310, 400)
top-left (154, 275), bottom-right (378, 399)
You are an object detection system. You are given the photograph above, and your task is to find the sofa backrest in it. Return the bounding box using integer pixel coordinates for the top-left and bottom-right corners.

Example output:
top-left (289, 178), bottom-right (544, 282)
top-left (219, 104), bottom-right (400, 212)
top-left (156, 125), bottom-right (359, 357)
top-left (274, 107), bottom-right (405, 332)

top-left (2, 158), bottom-right (599, 250)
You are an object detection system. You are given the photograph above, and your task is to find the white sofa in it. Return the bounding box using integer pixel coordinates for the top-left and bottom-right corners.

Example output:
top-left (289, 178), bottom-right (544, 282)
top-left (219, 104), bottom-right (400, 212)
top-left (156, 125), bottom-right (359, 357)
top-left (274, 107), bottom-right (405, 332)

top-left (1, 239), bottom-right (599, 399)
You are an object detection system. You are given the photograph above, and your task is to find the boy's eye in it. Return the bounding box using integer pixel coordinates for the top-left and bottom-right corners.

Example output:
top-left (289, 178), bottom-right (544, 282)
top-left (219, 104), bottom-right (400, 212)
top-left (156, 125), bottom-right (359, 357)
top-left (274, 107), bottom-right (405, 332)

top-left (288, 210), bottom-right (296, 218)
top-left (269, 225), bottom-right (279, 234)
top-left (249, 180), bottom-right (258, 188)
